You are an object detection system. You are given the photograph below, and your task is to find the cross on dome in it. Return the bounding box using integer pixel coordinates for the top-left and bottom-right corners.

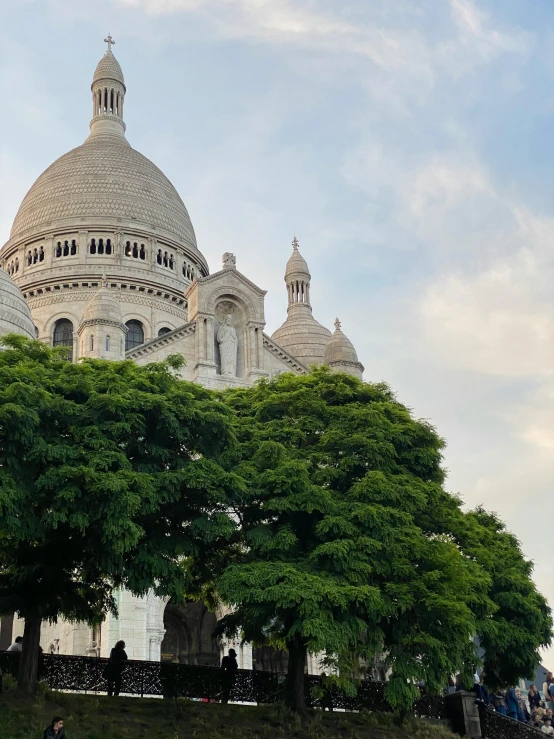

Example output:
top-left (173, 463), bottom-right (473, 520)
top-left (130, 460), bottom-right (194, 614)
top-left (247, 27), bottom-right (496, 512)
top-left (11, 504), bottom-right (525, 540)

top-left (104, 34), bottom-right (115, 52)
top-left (292, 236), bottom-right (299, 250)
top-left (334, 318), bottom-right (341, 332)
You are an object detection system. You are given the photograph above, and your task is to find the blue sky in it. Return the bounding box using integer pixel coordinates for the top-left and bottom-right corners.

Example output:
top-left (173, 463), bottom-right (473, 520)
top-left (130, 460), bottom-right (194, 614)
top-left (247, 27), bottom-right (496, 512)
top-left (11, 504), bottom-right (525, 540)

top-left (2, 0), bottom-right (554, 668)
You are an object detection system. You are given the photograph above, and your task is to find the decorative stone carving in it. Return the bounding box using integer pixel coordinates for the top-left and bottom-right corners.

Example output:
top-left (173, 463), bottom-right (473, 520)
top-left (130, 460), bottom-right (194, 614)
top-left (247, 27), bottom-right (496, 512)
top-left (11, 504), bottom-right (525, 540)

top-left (217, 314), bottom-right (238, 376)
top-left (222, 252), bottom-right (236, 270)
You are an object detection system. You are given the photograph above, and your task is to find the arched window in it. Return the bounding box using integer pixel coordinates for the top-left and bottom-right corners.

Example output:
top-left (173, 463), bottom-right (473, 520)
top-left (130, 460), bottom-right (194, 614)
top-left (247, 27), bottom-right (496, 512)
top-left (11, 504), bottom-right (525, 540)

top-left (139, 244), bottom-right (146, 260)
top-left (70, 240), bottom-right (77, 256)
top-left (106, 239), bottom-right (112, 255)
top-left (157, 249), bottom-right (162, 265)
top-left (125, 320), bottom-right (144, 351)
top-left (125, 241), bottom-right (131, 257)
top-left (52, 319), bottom-right (73, 361)
top-left (55, 243), bottom-right (62, 258)
top-left (39, 247), bottom-right (44, 262)
top-left (90, 239), bottom-right (96, 255)
top-left (158, 327), bottom-right (171, 337)
top-left (63, 241), bottom-right (69, 257)
top-left (132, 242), bottom-right (138, 258)
top-left (98, 238), bottom-right (104, 255)
top-left (105, 336), bottom-right (110, 352)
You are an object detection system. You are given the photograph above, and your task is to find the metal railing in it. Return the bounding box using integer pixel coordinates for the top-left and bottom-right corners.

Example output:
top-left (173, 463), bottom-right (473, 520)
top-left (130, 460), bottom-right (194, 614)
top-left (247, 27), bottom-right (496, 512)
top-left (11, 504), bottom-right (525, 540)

top-left (0, 651), bottom-right (445, 716)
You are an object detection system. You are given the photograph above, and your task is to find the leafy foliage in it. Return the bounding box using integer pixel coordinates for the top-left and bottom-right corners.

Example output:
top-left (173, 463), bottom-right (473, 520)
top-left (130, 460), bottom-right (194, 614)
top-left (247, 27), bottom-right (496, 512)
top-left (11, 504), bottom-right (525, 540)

top-left (0, 336), bottom-right (239, 690)
top-left (212, 368), bottom-right (551, 710)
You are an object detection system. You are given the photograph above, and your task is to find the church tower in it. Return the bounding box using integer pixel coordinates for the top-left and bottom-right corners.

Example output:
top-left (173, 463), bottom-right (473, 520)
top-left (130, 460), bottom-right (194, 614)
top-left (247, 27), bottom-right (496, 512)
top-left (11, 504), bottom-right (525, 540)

top-left (271, 238), bottom-right (331, 367)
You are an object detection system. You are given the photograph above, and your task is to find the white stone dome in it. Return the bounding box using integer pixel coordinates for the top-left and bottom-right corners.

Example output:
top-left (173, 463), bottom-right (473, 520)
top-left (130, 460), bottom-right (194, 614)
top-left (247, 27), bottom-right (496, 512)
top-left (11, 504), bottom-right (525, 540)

top-left (323, 319), bottom-right (364, 379)
top-left (271, 312), bottom-right (331, 367)
top-left (10, 134), bottom-right (198, 253)
top-left (0, 269), bottom-right (35, 341)
top-left (82, 283), bottom-right (123, 324)
top-left (93, 51), bottom-right (125, 88)
top-left (285, 239), bottom-right (310, 280)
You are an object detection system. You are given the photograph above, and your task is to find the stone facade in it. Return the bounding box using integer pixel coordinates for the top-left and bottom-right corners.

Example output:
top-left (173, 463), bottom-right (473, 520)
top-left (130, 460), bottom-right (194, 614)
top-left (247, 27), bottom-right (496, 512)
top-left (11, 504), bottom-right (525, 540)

top-left (0, 40), bottom-right (364, 672)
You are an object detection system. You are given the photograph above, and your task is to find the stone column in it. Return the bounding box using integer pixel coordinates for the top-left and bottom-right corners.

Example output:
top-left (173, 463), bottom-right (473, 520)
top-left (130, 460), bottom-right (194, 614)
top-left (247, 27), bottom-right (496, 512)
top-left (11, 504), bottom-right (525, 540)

top-left (206, 317), bottom-right (214, 363)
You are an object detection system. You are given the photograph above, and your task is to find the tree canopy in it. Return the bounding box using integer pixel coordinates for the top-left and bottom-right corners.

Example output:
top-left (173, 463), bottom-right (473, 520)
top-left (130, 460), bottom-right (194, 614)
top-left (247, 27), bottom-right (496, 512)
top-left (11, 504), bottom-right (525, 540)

top-left (212, 368), bottom-right (551, 712)
top-left (0, 336), bottom-right (239, 692)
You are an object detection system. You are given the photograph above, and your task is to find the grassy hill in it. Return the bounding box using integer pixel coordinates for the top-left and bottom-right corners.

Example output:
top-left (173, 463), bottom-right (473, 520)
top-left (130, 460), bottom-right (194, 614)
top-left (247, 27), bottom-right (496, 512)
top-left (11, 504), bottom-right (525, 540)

top-left (1, 689), bottom-right (457, 739)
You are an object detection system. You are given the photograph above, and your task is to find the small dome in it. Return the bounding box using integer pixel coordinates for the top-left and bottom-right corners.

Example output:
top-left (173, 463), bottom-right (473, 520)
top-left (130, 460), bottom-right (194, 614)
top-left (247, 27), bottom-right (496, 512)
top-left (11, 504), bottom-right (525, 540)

top-left (93, 51), bottom-right (125, 88)
top-left (285, 237), bottom-right (310, 280)
top-left (82, 282), bottom-right (123, 324)
top-left (323, 319), bottom-right (364, 379)
top-left (271, 312), bottom-right (331, 367)
top-left (0, 269), bottom-right (35, 341)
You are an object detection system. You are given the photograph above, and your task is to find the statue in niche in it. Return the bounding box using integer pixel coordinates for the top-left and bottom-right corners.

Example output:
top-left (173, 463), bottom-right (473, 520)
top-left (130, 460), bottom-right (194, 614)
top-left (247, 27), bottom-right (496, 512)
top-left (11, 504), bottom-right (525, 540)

top-left (217, 314), bottom-right (238, 376)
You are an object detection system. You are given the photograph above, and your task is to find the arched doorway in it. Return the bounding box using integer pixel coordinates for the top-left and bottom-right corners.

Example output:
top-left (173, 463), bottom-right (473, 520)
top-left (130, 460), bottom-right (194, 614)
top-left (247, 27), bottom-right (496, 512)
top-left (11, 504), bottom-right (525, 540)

top-left (161, 601), bottom-right (220, 666)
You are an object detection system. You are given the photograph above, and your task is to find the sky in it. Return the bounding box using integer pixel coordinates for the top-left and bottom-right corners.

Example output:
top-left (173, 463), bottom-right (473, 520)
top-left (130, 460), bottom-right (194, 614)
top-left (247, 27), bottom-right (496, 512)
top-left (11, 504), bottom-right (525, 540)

top-left (1, 0), bottom-right (554, 668)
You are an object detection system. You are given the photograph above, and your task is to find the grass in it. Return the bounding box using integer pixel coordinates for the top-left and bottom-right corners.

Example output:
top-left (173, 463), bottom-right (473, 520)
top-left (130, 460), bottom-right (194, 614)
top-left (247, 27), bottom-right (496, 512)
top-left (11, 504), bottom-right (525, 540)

top-left (0, 689), bottom-right (458, 739)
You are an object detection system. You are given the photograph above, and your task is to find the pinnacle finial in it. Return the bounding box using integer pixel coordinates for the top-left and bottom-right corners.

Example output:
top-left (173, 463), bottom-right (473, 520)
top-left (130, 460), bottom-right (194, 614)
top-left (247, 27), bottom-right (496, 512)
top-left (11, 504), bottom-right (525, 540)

top-left (292, 236), bottom-right (299, 251)
top-left (334, 318), bottom-right (341, 332)
top-left (104, 34), bottom-right (115, 52)
top-left (101, 274), bottom-right (108, 287)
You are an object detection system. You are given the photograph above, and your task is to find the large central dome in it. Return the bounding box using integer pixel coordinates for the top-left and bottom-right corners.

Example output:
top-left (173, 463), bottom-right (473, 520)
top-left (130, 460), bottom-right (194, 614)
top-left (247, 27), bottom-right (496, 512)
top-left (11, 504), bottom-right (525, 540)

top-left (10, 134), bottom-right (197, 250)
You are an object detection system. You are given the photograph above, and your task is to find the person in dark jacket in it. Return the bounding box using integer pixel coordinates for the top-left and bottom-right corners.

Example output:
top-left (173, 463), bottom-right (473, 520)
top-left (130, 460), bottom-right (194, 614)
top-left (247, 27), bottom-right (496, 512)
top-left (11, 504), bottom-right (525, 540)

top-left (220, 648), bottom-right (238, 703)
top-left (529, 685), bottom-right (542, 710)
top-left (104, 640), bottom-right (128, 697)
top-left (43, 716), bottom-right (65, 739)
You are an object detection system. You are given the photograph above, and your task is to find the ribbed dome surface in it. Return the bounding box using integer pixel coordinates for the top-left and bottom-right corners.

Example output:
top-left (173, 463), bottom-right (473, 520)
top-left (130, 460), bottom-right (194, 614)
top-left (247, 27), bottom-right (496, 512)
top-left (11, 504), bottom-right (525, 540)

top-left (10, 134), bottom-right (198, 251)
top-left (271, 311), bottom-right (331, 368)
top-left (0, 269), bottom-right (35, 341)
top-left (93, 51), bottom-right (125, 87)
top-left (285, 245), bottom-right (310, 279)
top-left (83, 286), bottom-right (123, 324)
top-left (324, 321), bottom-right (360, 365)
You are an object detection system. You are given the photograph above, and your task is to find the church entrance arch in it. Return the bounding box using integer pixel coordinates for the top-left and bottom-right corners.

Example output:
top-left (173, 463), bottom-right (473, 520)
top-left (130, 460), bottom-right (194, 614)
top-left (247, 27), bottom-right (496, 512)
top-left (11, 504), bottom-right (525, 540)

top-left (161, 600), bottom-right (220, 666)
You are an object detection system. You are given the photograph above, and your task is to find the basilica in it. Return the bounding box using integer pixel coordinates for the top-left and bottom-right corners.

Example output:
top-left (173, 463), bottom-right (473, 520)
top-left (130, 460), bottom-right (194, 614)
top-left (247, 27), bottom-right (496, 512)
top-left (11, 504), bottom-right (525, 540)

top-left (0, 40), bottom-right (363, 672)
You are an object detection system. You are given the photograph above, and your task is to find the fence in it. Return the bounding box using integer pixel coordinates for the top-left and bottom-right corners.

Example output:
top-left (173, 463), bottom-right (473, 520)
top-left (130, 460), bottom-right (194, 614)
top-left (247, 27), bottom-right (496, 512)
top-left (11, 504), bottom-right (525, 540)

top-left (478, 702), bottom-right (544, 739)
top-left (0, 652), bottom-right (445, 717)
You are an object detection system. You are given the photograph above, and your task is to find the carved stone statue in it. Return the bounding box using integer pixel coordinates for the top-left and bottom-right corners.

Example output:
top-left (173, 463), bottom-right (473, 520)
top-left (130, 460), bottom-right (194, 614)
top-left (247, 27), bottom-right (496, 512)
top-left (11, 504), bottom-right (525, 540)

top-left (217, 314), bottom-right (238, 376)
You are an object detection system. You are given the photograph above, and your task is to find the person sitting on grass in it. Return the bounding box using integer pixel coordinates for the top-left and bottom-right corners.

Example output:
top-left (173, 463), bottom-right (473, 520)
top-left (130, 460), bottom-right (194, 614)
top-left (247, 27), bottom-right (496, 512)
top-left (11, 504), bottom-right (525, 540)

top-left (43, 716), bottom-right (65, 739)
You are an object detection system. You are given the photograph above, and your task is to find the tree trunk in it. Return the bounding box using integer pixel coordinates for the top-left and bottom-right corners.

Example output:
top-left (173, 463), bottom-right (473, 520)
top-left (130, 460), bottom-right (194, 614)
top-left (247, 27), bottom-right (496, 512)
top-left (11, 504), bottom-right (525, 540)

top-left (18, 610), bottom-right (42, 694)
top-left (285, 634), bottom-right (308, 714)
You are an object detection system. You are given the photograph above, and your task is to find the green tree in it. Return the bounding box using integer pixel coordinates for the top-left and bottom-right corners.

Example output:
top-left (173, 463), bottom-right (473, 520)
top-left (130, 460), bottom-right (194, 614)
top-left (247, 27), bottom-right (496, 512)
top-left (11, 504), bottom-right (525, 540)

top-left (211, 368), bottom-right (551, 713)
top-left (0, 336), bottom-right (239, 693)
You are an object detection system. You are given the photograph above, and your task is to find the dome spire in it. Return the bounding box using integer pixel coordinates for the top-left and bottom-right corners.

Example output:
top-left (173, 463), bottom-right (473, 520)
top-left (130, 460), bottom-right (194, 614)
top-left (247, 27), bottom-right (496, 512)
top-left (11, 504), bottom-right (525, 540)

top-left (104, 33), bottom-right (115, 52)
top-left (284, 236), bottom-right (311, 313)
top-left (89, 35), bottom-right (127, 140)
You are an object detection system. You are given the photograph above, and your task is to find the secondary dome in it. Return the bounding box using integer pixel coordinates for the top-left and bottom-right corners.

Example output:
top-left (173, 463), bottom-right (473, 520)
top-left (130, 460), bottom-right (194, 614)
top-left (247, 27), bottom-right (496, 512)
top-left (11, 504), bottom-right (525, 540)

top-left (323, 319), bottom-right (364, 380)
top-left (271, 238), bottom-right (331, 367)
top-left (82, 281), bottom-right (123, 324)
top-left (0, 269), bottom-right (35, 342)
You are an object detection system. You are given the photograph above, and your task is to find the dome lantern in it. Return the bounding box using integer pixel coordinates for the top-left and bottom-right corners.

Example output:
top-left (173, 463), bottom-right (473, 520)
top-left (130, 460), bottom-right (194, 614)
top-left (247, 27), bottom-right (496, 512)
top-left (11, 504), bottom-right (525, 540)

top-left (89, 35), bottom-right (127, 140)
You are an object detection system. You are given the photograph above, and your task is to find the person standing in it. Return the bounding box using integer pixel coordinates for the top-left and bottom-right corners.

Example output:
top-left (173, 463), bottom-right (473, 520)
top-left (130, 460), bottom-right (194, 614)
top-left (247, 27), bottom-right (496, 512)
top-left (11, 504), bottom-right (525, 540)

top-left (220, 648), bottom-right (238, 704)
top-left (43, 716), bottom-right (65, 739)
top-left (544, 673), bottom-right (554, 710)
top-left (507, 687), bottom-right (520, 720)
top-left (104, 640), bottom-right (128, 697)
top-left (529, 685), bottom-right (542, 710)
top-left (7, 636), bottom-right (22, 652)
top-left (494, 689), bottom-right (508, 715)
